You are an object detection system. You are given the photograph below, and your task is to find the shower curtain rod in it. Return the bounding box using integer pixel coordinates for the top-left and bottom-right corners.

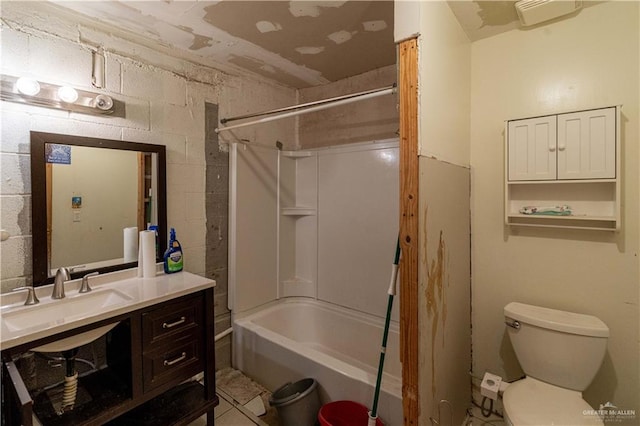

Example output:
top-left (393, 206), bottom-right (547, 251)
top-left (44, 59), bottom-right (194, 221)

top-left (220, 84), bottom-right (396, 124)
top-left (215, 84), bottom-right (397, 134)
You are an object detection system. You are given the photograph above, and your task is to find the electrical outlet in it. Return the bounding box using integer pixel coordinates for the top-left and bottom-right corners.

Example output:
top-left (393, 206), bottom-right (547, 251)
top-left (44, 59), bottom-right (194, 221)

top-left (481, 372), bottom-right (502, 400)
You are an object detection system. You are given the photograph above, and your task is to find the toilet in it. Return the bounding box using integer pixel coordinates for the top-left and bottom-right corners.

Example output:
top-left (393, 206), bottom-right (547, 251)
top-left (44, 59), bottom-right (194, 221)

top-left (503, 302), bottom-right (609, 426)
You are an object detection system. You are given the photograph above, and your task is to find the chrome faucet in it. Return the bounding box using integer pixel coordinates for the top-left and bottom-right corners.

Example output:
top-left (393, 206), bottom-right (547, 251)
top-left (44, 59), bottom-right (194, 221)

top-left (52, 267), bottom-right (71, 299)
top-left (79, 272), bottom-right (99, 293)
top-left (12, 286), bottom-right (40, 305)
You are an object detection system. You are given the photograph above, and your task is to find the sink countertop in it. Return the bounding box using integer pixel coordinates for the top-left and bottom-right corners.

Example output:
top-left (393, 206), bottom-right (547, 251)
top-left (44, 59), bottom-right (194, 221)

top-left (0, 267), bottom-right (215, 351)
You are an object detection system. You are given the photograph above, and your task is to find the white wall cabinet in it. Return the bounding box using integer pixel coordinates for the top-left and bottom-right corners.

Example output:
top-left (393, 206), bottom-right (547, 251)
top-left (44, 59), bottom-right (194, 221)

top-left (508, 115), bottom-right (557, 181)
top-left (505, 106), bottom-right (620, 231)
top-left (557, 108), bottom-right (616, 180)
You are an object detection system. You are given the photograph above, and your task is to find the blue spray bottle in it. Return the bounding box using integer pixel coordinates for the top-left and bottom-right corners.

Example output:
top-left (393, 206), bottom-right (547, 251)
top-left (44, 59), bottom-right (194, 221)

top-left (163, 228), bottom-right (184, 274)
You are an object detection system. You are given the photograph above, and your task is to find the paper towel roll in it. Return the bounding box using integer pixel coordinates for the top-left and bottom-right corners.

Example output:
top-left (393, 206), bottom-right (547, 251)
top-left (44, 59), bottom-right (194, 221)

top-left (138, 230), bottom-right (156, 278)
top-left (123, 227), bottom-right (138, 263)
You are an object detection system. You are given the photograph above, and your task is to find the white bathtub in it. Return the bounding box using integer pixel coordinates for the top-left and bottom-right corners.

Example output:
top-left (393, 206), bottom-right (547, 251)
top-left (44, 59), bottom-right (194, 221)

top-left (233, 298), bottom-right (402, 425)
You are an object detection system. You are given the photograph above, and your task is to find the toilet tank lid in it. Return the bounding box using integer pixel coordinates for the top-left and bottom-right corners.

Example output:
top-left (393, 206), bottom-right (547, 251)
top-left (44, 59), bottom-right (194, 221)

top-left (504, 302), bottom-right (609, 337)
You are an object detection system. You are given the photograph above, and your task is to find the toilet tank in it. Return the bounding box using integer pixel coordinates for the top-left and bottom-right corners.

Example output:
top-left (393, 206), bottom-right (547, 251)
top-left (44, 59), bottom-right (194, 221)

top-left (504, 302), bottom-right (609, 391)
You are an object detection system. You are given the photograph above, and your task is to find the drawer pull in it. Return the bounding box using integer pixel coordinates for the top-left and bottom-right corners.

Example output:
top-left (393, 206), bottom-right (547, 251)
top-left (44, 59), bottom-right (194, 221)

top-left (162, 316), bottom-right (186, 329)
top-left (164, 352), bottom-right (187, 366)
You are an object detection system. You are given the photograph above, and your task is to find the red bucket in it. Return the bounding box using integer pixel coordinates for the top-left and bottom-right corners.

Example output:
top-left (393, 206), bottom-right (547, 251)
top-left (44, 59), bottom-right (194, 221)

top-left (318, 400), bottom-right (384, 426)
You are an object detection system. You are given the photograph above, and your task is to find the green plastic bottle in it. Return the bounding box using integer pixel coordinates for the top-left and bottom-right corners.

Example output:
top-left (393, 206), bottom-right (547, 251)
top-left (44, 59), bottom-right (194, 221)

top-left (163, 228), bottom-right (183, 274)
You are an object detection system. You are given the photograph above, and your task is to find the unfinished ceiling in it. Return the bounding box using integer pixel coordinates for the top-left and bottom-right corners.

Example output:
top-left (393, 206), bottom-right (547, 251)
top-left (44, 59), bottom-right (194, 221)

top-left (47, 0), bottom-right (396, 89)
top-left (447, 1), bottom-right (520, 41)
top-left (448, 0), bottom-right (602, 41)
top-left (33, 1), bottom-right (599, 90)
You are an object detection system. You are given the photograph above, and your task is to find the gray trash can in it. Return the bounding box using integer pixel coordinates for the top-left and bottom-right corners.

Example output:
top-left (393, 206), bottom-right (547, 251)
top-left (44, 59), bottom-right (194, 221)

top-left (269, 378), bottom-right (320, 426)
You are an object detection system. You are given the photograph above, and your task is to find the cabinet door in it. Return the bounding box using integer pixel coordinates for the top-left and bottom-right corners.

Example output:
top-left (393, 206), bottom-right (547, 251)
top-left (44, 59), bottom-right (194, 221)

top-left (557, 107), bottom-right (616, 179)
top-left (2, 360), bottom-right (34, 426)
top-left (508, 116), bottom-right (557, 181)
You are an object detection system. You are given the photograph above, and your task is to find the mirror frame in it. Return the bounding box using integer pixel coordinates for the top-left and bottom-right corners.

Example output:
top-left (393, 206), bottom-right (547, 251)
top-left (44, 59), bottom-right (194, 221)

top-left (30, 131), bottom-right (167, 285)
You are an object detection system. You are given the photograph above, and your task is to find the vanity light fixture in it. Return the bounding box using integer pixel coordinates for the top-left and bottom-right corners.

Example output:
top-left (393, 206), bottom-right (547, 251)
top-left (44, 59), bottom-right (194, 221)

top-left (57, 86), bottom-right (79, 103)
top-left (0, 74), bottom-right (116, 115)
top-left (15, 77), bottom-right (41, 96)
top-left (93, 94), bottom-right (113, 111)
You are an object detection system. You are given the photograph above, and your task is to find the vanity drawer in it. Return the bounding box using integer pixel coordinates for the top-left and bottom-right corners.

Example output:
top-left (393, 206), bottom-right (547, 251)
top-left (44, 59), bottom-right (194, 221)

top-left (142, 336), bottom-right (203, 392)
top-left (142, 295), bottom-right (203, 348)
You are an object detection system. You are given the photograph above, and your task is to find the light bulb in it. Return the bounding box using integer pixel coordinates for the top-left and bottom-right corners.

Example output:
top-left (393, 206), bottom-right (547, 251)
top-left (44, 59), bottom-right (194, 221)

top-left (15, 77), bottom-right (40, 96)
top-left (93, 94), bottom-right (113, 111)
top-left (58, 86), bottom-right (79, 103)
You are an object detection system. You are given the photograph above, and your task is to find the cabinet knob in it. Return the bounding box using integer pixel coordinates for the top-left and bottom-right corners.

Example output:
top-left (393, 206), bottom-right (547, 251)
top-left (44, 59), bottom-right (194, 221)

top-left (558, 145), bottom-right (566, 151)
top-left (549, 146), bottom-right (556, 152)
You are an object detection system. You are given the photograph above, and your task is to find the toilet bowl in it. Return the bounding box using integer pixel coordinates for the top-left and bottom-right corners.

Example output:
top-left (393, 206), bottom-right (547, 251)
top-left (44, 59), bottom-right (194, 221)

top-left (503, 302), bottom-right (609, 426)
top-left (503, 377), bottom-right (602, 425)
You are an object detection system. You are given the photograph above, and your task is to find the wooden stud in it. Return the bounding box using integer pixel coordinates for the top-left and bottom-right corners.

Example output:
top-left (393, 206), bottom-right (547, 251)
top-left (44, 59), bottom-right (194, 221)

top-left (398, 37), bottom-right (419, 426)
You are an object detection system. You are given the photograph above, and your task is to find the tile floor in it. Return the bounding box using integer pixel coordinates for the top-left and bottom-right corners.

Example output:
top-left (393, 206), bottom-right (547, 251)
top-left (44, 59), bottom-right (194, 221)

top-left (189, 392), bottom-right (263, 425)
top-left (189, 368), bottom-right (279, 426)
top-left (466, 406), bottom-right (505, 426)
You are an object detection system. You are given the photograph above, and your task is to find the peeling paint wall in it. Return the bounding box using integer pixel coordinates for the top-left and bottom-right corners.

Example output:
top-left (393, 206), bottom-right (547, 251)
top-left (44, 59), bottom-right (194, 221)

top-left (419, 2), bottom-right (471, 167)
top-left (297, 65), bottom-right (398, 149)
top-left (470, 1), bottom-right (639, 419)
top-left (414, 3), bottom-right (472, 425)
top-left (418, 157), bottom-right (471, 426)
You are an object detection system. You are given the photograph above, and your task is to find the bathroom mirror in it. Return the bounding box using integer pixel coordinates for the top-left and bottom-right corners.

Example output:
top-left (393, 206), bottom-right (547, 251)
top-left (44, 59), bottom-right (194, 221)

top-left (30, 131), bottom-right (167, 285)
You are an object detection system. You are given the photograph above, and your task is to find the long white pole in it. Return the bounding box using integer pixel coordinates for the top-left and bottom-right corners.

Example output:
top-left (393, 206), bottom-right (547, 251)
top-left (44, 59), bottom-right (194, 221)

top-left (220, 85), bottom-right (395, 124)
top-left (215, 87), bottom-right (396, 134)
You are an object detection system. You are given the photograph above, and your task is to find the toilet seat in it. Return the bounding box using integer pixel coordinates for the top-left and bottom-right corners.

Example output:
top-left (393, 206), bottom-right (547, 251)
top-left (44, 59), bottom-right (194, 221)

top-left (503, 377), bottom-right (603, 426)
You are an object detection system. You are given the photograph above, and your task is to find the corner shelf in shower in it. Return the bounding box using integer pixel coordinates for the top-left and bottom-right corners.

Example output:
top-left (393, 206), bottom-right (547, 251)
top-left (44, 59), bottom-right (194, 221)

top-left (281, 206), bottom-right (316, 216)
top-left (281, 277), bottom-right (315, 298)
top-left (282, 277), bottom-right (313, 286)
top-left (281, 150), bottom-right (312, 158)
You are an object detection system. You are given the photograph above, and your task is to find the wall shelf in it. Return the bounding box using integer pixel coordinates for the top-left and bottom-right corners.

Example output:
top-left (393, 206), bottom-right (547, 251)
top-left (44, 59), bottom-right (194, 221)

top-left (282, 277), bottom-right (313, 286)
top-left (278, 151), bottom-right (318, 299)
top-left (281, 277), bottom-right (315, 298)
top-left (508, 214), bottom-right (616, 221)
top-left (281, 150), bottom-right (313, 158)
top-left (505, 106), bottom-right (621, 232)
top-left (507, 214), bottom-right (617, 231)
top-left (281, 207), bottom-right (316, 216)
top-left (507, 179), bottom-right (617, 185)
top-left (506, 217), bottom-right (618, 232)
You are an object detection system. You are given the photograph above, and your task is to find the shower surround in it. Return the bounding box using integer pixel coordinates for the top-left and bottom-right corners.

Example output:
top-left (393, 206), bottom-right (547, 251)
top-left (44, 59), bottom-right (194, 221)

top-left (229, 139), bottom-right (400, 424)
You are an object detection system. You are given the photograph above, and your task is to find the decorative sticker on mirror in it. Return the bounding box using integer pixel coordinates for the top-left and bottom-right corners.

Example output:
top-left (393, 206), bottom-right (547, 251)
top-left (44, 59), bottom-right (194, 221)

top-left (45, 143), bottom-right (71, 164)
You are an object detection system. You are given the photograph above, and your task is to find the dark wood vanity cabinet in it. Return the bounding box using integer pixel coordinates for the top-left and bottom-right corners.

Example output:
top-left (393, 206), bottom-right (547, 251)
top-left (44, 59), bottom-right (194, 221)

top-left (141, 296), bottom-right (204, 393)
top-left (1, 288), bottom-right (217, 426)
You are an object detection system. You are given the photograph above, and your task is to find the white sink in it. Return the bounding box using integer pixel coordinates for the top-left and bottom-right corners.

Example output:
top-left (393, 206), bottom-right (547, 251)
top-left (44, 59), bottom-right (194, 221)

top-left (2, 289), bottom-right (132, 352)
top-left (30, 323), bottom-right (120, 352)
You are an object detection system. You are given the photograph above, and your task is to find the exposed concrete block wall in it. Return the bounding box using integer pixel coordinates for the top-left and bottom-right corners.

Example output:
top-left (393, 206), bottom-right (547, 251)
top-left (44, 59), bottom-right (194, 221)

top-left (0, 7), bottom-right (296, 369)
top-left (297, 65), bottom-right (398, 149)
top-left (204, 103), bottom-right (232, 369)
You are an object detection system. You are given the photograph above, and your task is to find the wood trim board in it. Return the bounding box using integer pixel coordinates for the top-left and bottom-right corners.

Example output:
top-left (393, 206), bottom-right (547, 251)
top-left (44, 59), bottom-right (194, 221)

top-left (398, 37), bottom-right (419, 426)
